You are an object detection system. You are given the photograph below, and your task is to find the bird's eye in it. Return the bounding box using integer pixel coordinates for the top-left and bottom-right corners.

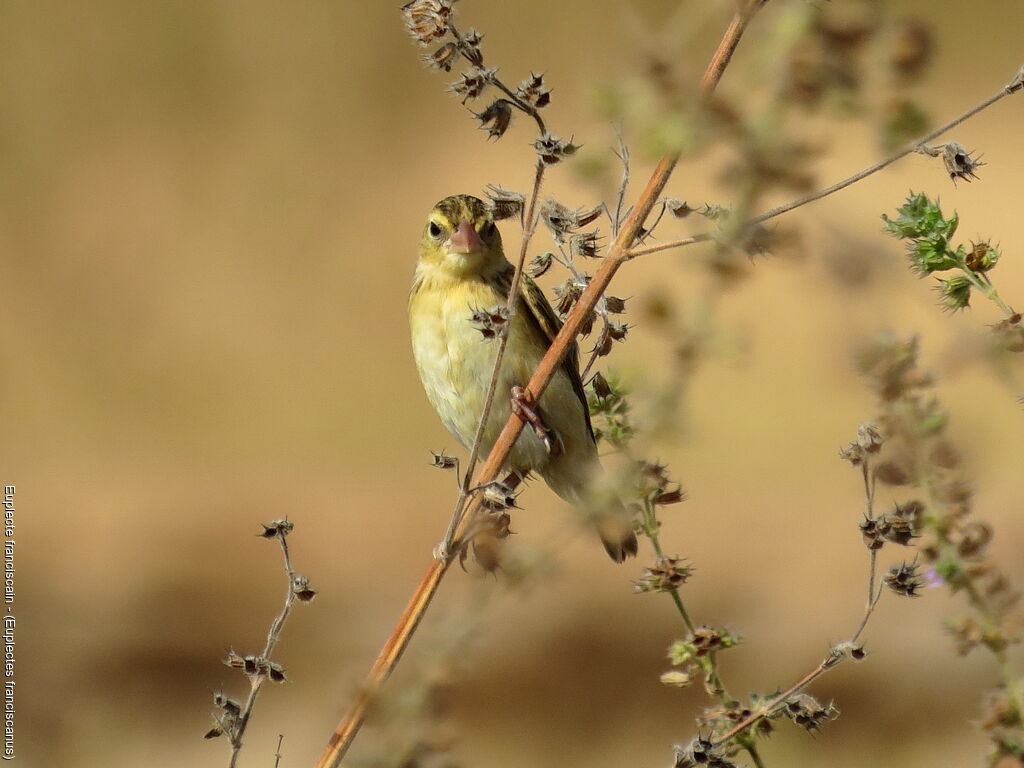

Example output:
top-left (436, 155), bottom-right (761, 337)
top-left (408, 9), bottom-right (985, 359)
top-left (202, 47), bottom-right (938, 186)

top-left (428, 221), bottom-right (442, 238)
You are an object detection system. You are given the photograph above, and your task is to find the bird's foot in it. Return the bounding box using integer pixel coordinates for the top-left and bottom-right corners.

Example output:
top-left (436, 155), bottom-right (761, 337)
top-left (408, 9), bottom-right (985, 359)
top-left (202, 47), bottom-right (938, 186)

top-left (432, 540), bottom-right (450, 562)
top-left (510, 386), bottom-right (556, 454)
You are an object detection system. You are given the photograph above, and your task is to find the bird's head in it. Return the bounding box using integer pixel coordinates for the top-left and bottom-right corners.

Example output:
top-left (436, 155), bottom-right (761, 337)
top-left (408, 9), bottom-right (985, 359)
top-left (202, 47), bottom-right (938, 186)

top-left (417, 194), bottom-right (504, 276)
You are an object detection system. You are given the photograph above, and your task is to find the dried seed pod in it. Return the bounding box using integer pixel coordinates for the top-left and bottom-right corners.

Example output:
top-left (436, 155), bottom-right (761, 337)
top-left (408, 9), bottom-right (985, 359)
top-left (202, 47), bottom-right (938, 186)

top-left (552, 279), bottom-right (583, 316)
top-left (485, 185), bottom-right (525, 221)
top-left (604, 296), bottom-right (626, 314)
top-left (540, 199), bottom-right (577, 240)
top-left (575, 205), bottom-right (603, 228)
top-left (469, 305), bottom-right (509, 339)
top-left (839, 442), bottom-right (866, 465)
top-left (569, 231), bottom-right (600, 259)
top-left (260, 519), bottom-right (294, 538)
top-left (941, 142), bottom-right (984, 184)
top-left (476, 98), bottom-right (514, 139)
top-left (515, 72), bottom-right (551, 108)
top-left (607, 321), bottom-right (629, 341)
top-left (634, 556), bottom-right (693, 593)
top-left (591, 326), bottom-right (614, 358)
top-left (431, 451), bottom-right (458, 470)
top-left (884, 561), bottom-right (924, 597)
top-left (591, 372), bottom-right (612, 399)
top-left (860, 517), bottom-right (884, 550)
top-left (449, 67), bottom-right (495, 102)
top-left (291, 575), bottom-right (317, 602)
top-left (401, 0), bottom-right (454, 45)
top-left (214, 692), bottom-right (242, 716)
top-left (577, 308), bottom-right (596, 337)
top-left (481, 481), bottom-right (517, 511)
top-left (533, 133), bottom-right (579, 165)
top-left (460, 28), bottom-right (484, 63)
top-left (783, 693), bottom-right (840, 732)
top-left (879, 510), bottom-right (917, 546)
top-left (266, 661), bottom-right (287, 683)
top-left (856, 423), bottom-right (884, 452)
top-left (423, 42), bottom-right (460, 71)
top-left (665, 198), bottom-right (695, 218)
top-left (527, 251), bottom-right (553, 278)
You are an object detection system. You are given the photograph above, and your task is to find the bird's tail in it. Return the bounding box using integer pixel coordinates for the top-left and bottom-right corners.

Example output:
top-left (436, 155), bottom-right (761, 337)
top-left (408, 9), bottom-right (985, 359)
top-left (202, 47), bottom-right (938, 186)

top-left (595, 506), bottom-right (639, 563)
top-left (544, 463), bottom-right (638, 563)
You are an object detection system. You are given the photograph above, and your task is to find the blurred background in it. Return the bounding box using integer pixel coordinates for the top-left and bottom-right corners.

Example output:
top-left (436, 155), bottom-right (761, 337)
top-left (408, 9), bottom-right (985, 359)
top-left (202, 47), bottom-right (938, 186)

top-left (3, 0), bottom-right (1024, 766)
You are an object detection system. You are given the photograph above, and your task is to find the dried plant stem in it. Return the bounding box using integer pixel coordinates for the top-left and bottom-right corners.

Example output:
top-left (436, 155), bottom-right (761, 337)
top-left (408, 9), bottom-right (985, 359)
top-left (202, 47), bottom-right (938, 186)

top-left (627, 70), bottom-right (1024, 260)
top-left (315, 561), bottom-right (452, 768)
top-left (449, 160), bottom-right (546, 521)
top-left (229, 534), bottom-right (297, 768)
top-left (643, 502), bottom-right (696, 635)
top-left (712, 582), bottom-right (882, 748)
top-left (714, 660), bottom-right (828, 747)
top-left (712, 457), bottom-right (885, 748)
top-left (314, 5), bottom-right (765, 766)
top-left (700, 0), bottom-right (766, 95)
top-left (450, 23), bottom-right (548, 136)
top-left (858, 457), bottom-right (880, 639)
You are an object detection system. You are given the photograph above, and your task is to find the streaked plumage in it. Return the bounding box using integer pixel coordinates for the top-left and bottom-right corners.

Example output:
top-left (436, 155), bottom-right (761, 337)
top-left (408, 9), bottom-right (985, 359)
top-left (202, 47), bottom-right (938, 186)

top-left (409, 194), bottom-right (637, 561)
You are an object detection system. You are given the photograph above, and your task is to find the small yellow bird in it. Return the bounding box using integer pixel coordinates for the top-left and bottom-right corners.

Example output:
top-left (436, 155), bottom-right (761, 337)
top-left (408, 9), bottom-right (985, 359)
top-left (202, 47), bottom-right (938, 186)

top-left (409, 194), bottom-right (638, 562)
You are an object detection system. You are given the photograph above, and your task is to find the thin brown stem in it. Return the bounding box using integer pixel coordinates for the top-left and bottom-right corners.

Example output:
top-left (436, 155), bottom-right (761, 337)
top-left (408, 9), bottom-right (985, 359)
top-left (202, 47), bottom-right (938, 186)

top-left (228, 532), bottom-right (297, 768)
top-left (314, 5), bottom-right (764, 765)
top-left (627, 70), bottom-right (1023, 260)
top-left (710, 450), bottom-right (887, 748)
top-left (747, 86), bottom-right (1012, 227)
top-left (273, 734), bottom-right (284, 768)
top-left (700, 0), bottom-right (765, 96)
top-left (450, 23), bottom-right (548, 136)
top-left (713, 661), bottom-right (828, 747)
top-left (715, 565), bottom-right (884, 749)
top-left (443, 159), bottom-right (547, 549)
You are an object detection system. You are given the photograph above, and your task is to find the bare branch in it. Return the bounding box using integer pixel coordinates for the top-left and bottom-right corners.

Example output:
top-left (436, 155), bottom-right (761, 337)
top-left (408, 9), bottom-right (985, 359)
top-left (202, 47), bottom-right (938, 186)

top-left (628, 65), bottom-right (1024, 260)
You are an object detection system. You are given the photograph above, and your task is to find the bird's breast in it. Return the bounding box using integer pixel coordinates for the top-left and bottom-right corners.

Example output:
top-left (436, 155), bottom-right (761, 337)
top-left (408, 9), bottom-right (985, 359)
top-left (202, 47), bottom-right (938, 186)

top-left (409, 271), bottom-right (592, 481)
top-left (409, 277), bottom-right (508, 447)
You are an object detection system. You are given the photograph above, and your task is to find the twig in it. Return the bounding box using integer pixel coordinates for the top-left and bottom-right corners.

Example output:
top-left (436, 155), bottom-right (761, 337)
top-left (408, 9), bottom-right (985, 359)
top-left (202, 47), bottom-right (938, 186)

top-left (273, 734), bottom-right (284, 768)
top-left (227, 526), bottom-right (302, 768)
top-left (444, 158), bottom-right (546, 548)
top-left (314, 4), bottom-right (764, 766)
top-left (612, 136), bottom-right (630, 237)
top-left (627, 66), bottom-right (1024, 260)
top-left (710, 448), bottom-right (887, 748)
top-left (450, 23), bottom-right (548, 137)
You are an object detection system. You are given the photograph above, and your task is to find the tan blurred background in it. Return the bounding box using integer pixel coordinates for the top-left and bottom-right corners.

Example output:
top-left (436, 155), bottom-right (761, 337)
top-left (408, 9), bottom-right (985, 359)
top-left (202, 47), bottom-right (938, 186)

top-left (3, 1), bottom-right (1024, 766)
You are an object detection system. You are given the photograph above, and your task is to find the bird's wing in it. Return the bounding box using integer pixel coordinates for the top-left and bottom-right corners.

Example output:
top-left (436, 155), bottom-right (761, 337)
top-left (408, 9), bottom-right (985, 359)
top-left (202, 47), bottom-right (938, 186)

top-left (494, 265), bottom-right (596, 442)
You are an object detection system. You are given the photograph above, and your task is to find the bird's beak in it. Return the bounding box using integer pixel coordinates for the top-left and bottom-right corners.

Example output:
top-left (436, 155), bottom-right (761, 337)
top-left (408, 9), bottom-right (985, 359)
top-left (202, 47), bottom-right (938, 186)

top-left (447, 220), bottom-right (484, 255)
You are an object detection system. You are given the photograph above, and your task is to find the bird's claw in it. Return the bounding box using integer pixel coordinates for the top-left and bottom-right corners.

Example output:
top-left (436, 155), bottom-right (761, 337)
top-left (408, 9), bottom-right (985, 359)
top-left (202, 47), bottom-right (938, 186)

top-left (510, 386), bottom-right (556, 454)
top-left (432, 541), bottom-right (450, 562)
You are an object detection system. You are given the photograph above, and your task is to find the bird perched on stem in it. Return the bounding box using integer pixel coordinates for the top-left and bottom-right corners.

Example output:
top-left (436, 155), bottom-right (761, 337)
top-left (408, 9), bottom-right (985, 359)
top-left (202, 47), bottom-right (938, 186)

top-left (409, 194), bottom-right (638, 562)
